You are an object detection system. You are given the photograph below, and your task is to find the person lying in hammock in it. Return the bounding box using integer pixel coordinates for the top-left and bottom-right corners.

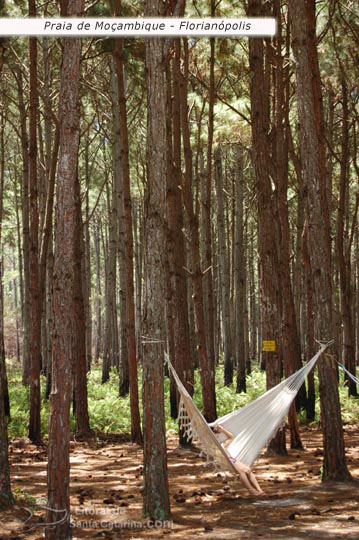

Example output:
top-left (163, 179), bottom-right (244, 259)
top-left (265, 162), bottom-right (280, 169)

top-left (213, 424), bottom-right (265, 497)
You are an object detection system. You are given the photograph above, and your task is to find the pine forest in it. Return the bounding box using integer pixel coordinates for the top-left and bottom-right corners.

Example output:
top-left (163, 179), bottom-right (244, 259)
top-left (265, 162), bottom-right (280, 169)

top-left (1, 1), bottom-right (359, 539)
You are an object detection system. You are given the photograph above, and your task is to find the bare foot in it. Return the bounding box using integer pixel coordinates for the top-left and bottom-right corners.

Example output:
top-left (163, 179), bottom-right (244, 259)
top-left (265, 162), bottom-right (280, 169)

top-left (249, 490), bottom-right (261, 497)
top-left (248, 489), bottom-right (268, 497)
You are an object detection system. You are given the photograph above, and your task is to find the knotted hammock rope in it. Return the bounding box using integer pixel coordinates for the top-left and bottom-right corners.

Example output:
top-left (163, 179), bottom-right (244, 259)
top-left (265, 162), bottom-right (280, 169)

top-left (166, 341), bottom-right (333, 473)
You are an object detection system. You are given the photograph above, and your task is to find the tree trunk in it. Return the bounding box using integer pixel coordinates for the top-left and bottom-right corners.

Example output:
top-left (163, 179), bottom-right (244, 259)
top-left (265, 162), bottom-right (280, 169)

top-left (166, 59), bottom-right (181, 422)
top-left (248, 0), bottom-right (286, 456)
top-left (118, 217), bottom-right (129, 395)
top-left (302, 221), bottom-right (316, 420)
top-left (83, 146), bottom-right (92, 371)
top-left (336, 71), bottom-right (357, 397)
top-left (0, 112), bottom-right (10, 420)
top-left (106, 140), bottom-right (120, 372)
top-left (93, 220), bottom-right (102, 361)
top-left (14, 67), bottom-right (31, 386)
top-left (0, 107), bottom-right (12, 506)
top-left (289, 0), bottom-right (352, 481)
top-left (0, 368), bottom-right (12, 506)
top-left (12, 256), bottom-right (21, 364)
top-left (110, 60), bottom-right (129, 394)
top-left (356, 228), bottom-right (359, 368)
top-left (203, 24), bottom-right (216, 383)
top-left (133, 201), bottom-right (143, 363)
top-left (248, 223), bottom-right (257, 361)
top-left (178, 38), bottom-right (217, 422)
top-left (214, 146), bottom-right (233, 386)
top-left (273, 0), bottom-right (303, 447)
top-left (101, 184), bottom-right (112, 383)
top-left (46, 1), bottom-right (84, 536)
top-left (14, 174), bottom-right (24, 362)
top-left (39, 36), bottom-right (52, 382)
top-left (293, 180), bottom-right (304, 352)
top-left (0, 339), bottom-right (12, 506)
top-left (38, 119), bottom-right (59, 397)
top-left (71, 141), bottom-right (92, 373)
top-left (234, 148), bottom-right (246, 392)
top-left (142, 0), bottom-right (170, 520)
top-left (28, 0), bottom-right (42, 444)
top-left (243, 242), bottom-right (250, 375)
top-left (167, 40), bottom-right (194, 445)
top-left (73, 177), bottom-right (92, 437)
top-left (112, 22), bottom-right (142, 442)
top-left (45, 238), bottom-right (54, 400)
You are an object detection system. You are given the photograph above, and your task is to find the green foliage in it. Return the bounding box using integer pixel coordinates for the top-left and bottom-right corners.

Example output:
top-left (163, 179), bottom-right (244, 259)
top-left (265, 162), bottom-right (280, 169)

top-left (8, 366), bottom-right (131, 439)
top-left (7, 371), bottom-right (65, 439)
top-left (216, 365), bottom-right (268, 417)
top-left (7, 362), bottom-right (359, 441)
top-left (338, 379), bottom-right (359, 425)
top-left (13, 486), bottom-right (36, 505)
top-left (87, 369), bottom-right (134, 434)
top-left (7, 370), bottom-right (30, 439)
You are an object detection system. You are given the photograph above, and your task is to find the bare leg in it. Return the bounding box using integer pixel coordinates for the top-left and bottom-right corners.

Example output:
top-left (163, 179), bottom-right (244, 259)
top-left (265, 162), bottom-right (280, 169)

top-left (248, 471), bottom-right (265, 495)
top-left (233, 460), bottom-right (264, 496)
top-left (238, 471), bottom-right (260, 496)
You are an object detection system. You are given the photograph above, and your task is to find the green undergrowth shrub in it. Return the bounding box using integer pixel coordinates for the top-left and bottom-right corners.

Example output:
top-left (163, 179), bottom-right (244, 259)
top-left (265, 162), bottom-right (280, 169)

top-left (87, 368), bottom-right (133, 434)
top-left (5, 359), bottom-right (359, 441)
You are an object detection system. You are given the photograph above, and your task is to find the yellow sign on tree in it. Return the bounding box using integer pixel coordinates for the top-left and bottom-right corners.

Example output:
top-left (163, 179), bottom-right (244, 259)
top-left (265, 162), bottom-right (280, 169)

top-left (262, 340), bottom-right (276, 352)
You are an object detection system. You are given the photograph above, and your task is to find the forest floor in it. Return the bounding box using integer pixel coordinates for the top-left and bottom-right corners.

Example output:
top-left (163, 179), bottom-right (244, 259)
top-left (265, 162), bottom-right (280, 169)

top-left (1, 426), bottom-right (359, 540)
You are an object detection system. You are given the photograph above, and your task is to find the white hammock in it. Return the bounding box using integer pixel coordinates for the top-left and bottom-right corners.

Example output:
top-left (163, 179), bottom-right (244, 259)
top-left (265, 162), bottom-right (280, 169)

top-left (166, 341), bottom-right (332, 473)
top-left (339, 363), bottom-right (359, 385)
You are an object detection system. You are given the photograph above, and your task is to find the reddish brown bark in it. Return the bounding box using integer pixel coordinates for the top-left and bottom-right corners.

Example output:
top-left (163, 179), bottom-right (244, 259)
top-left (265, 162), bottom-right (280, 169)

top-left (177, 38), bottom-right (217, 422)
top-left (39, 126), bottom-right (59, 296)
top-left (335, 70), bottom-right (357, 397)
top-left (234, 149), bottom-right (246, 393)
top-left (93, 221), bottom-right (102, 360)
top-left (166, 38), bottom-right (194, 445)
top-left (142, 0), bottom-right (171, 520)
top-left (112, 4), bottom-right (142, 442)
top-left (0, 109), bottom-right (13, 507)
top-left (46, 1), bottom-right (84, 537)
top-left (101, 182), bottom-right (115, 384)
top-left (0, 378), bottom-right (12, 506)
top-left (273, 0), bottom-right (303, 448)
top-left (73, 173), bottom-right (92, 437)
top-left (204, 13), bottom-right (217, 384)
top-left (0, 112), bottom-right (9, 420)
top-left (289, 0), bottom-right (352, 481)
top-left (302, 221), bottom-right (316, 420)
top-left (13, 67), bottom-right (31, 386)
top-left (248, 0), bottom-right (286, 456)
top-left (214, 146), bottom-right (233, 387)
top-left (39, 123), bottom-right (60, 399)
top-left (28, 0), bottom-right (41, 445)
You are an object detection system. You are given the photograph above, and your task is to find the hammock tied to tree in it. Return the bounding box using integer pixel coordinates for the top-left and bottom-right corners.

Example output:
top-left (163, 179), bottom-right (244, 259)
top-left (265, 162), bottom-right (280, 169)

top-left (338, 363), bottom-right (359, 386)
top-left (166, 341), bottom-right (333, 474)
